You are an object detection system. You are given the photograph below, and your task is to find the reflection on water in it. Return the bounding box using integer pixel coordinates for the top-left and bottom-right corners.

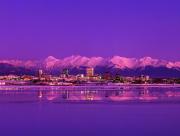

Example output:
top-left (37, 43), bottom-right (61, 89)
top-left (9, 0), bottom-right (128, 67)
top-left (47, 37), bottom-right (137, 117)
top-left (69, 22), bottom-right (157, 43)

top-left (0, 86), bottom-right (180, 103)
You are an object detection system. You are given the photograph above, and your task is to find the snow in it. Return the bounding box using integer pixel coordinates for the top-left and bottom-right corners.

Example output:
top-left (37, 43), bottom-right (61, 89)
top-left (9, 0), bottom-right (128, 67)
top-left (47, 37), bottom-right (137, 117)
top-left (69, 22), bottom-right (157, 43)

top-left (0, 55), bottom-right (179, 70)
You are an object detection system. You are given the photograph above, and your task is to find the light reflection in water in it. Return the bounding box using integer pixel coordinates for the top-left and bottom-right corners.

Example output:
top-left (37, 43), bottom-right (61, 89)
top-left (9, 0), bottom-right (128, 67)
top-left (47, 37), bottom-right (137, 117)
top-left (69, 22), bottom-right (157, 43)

top-left (0, 86), bottom-right (179, 103)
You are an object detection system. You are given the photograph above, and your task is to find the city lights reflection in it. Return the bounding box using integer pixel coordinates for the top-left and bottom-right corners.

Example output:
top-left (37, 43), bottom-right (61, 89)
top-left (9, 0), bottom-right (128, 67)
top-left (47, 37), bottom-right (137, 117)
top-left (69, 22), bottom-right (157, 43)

top-left (0, 86), bottom-right (179, 103)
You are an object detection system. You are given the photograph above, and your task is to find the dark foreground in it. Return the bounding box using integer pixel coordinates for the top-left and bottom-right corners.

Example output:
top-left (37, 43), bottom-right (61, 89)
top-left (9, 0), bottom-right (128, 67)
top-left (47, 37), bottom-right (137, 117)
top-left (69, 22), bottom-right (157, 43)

top-left (0, 86), bottom-right (180, 136)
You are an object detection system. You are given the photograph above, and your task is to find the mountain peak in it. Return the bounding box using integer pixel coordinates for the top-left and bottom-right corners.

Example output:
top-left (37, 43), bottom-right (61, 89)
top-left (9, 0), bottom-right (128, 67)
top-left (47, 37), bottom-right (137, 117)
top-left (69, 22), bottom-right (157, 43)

top-left (45, 56), bottom-right (58, 61)
top-left (44, 56), bottom-right (60, 68)
top-left (0, 55), bottom-right (179, 70)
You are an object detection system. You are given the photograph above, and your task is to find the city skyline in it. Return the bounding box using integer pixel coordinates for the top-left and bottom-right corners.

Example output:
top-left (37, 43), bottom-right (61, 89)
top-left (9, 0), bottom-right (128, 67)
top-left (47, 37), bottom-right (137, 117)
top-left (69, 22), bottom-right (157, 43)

top-left (0, 1), bottom-right (180, 136)
top-left (0, 0), bottom-right (180, 60)
top-left (0, 55), bottom-right (179, 78)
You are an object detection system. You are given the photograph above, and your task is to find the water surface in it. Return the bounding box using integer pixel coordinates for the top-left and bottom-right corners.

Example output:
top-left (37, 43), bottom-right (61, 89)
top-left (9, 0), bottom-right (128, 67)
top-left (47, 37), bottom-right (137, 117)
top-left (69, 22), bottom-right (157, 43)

top-left (0, 86), bottom-right (180, 136)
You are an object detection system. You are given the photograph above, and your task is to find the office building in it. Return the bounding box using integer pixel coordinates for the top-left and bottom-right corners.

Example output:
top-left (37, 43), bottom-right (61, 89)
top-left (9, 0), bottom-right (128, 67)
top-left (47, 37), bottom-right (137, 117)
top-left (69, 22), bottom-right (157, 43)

top-left (86, 68), bottom-right (94, 77)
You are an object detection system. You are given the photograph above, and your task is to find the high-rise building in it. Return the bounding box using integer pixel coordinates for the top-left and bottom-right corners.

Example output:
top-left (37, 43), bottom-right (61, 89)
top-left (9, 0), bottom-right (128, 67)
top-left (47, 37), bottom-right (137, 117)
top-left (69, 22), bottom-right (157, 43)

top-left (38, 69), bottom-right (43, 79)
top-left (62, 68), bottom-right (69, 78)
top-left (103, 72), bottom-right (111, 80)
top-left (86, 68), bottom-right (94, 77)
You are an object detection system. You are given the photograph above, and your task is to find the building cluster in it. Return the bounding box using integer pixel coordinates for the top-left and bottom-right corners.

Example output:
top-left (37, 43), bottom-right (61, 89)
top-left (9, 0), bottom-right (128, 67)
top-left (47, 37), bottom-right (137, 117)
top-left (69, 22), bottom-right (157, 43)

top-left (0, 67), bottom-right (179, 86)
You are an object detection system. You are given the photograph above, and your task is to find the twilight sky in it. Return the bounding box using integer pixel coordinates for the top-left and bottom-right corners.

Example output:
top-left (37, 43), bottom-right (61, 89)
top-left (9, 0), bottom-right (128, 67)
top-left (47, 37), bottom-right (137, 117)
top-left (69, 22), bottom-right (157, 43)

top-left (0, 0), bottom-right (180, 60)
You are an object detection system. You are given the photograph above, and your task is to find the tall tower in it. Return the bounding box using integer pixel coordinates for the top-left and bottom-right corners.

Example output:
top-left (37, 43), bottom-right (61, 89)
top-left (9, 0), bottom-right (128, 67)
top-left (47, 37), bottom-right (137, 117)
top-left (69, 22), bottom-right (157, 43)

top-left (38, 69), bottom-right (43, 79)
top-left (103, 72), bottom-right (111, 80)
top-left (86, 68), bottom-right (94, 77)
top-left (62, 68), bottom-right (69, 78)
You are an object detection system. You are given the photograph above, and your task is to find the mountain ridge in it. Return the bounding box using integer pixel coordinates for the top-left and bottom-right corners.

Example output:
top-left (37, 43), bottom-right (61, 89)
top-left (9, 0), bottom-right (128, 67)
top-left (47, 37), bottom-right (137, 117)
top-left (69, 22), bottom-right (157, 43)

top-left (1, 55), bottom-right (178, 69)
top-left (0, 56), bottom-right (179, 77)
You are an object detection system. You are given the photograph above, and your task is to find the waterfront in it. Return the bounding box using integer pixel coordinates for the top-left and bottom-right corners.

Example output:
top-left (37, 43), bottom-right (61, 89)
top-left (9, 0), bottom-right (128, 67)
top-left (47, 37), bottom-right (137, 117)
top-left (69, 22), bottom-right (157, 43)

top-left (0, 86), bottom-right (180, 136)
top-left (0, 85), bottom-right (180, 103)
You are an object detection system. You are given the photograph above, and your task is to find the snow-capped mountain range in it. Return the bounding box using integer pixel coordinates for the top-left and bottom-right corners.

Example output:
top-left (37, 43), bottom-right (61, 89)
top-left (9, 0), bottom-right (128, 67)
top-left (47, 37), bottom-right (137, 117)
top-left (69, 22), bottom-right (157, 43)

top-left (0, 55), bottom-right (179, 77)
top-left (1, 55), bottom-right (179, 69)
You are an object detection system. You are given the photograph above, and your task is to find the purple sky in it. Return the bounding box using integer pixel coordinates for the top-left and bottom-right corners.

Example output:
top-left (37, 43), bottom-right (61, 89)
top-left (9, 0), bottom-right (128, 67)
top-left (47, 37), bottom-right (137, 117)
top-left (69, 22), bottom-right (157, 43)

top-left (0, 0), bottom-right (180, 60)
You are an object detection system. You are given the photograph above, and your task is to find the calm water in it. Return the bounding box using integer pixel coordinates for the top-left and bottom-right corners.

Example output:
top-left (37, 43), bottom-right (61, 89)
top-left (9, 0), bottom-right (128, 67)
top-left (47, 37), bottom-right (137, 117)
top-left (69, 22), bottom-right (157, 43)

top-left (0, 86), bottom-right (180, 136)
